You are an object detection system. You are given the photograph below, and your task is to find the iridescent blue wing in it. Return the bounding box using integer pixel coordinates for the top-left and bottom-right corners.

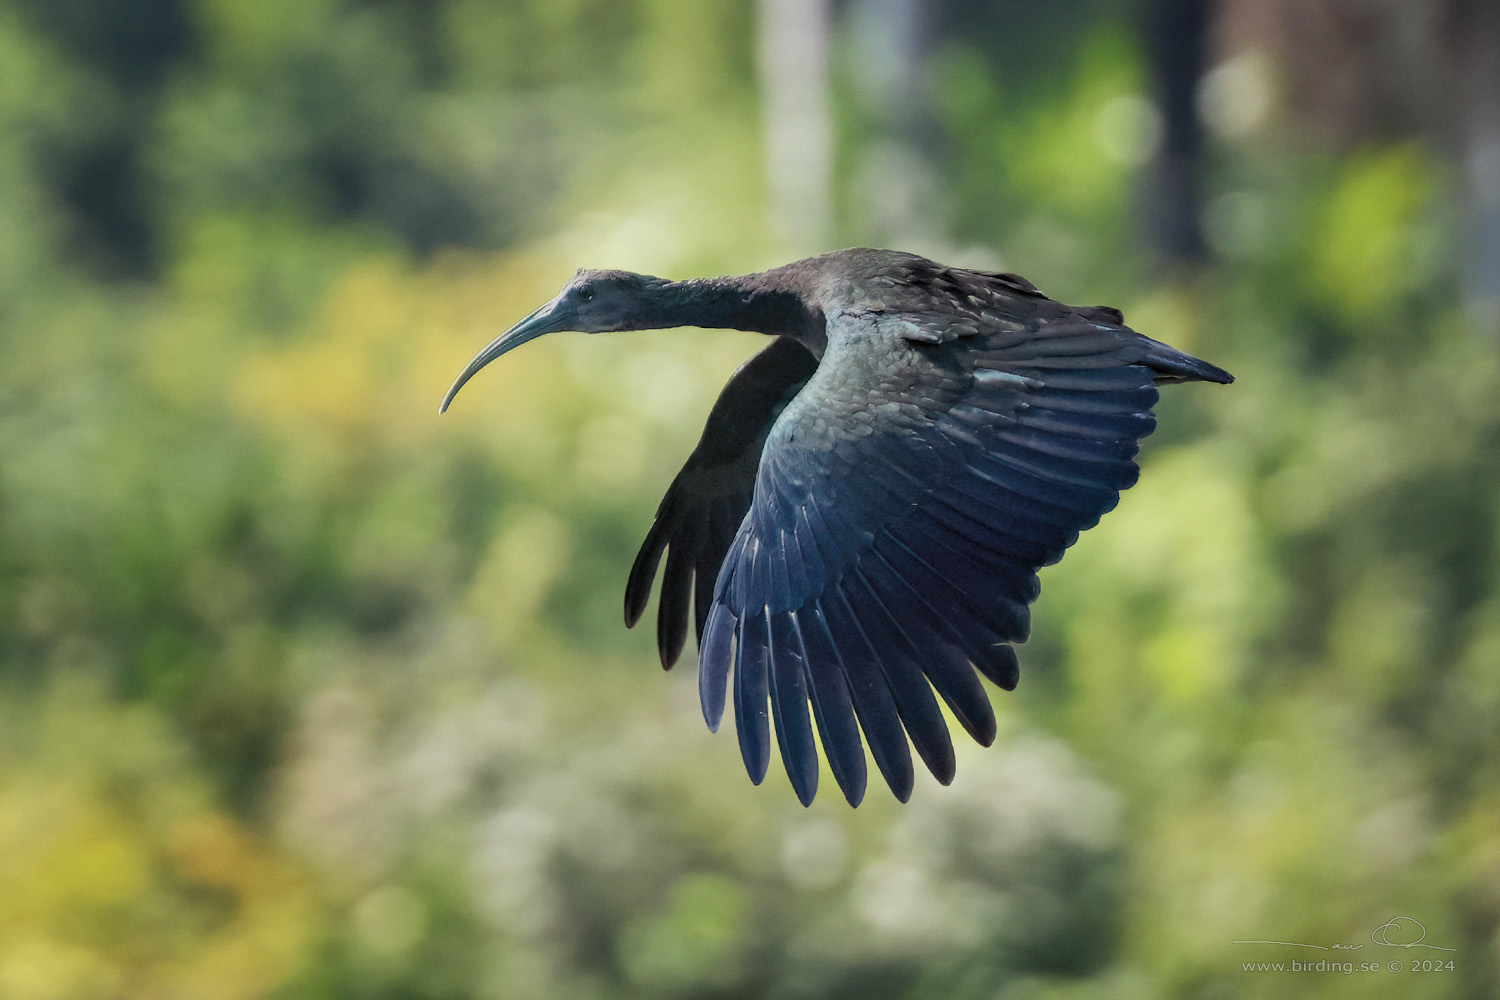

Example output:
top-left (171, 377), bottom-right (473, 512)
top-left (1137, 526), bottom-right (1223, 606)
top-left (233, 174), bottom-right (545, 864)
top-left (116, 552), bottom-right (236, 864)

top-left (700, 289), bottom-right (1226, 807)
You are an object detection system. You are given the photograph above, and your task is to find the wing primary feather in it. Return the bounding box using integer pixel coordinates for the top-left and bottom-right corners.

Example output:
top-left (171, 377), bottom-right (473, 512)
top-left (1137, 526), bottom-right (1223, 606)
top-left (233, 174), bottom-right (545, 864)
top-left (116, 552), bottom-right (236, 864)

top-left (913, 516), bottom-right (1036, 637)
top-left (984, 435), bottom-right (1139, 491)
top-left (693, 501), bottom-right (737, 644)
top-left (768, 610), bottom-right (819, 806)
top-left (854, 566), bottom-right (997, 747)
top-left (969, 452), bottom-right (1119, 515)
top-left (780, 526), bottom-right (812, 603)
top-left (793, 608), bottom-right (867, 806)
top-left (733, 607), bottom-right (772, 784)
top-left (838, 573), bottom-right (957, 784)
top-left (869, 529), bottom-right (1026, 648)
top-left (1002, 424), bottom-right (1141, 464)
top-left (864, 527), bottom-right (1026, 701)
top-left (863, 541), bottom-right (1003, 649)
top-left (817, 595), bottom-right (915, 802)
top-left (747, 535), bottom-right (769, 615)
top-left (862, 541), bottom-right (1021, 693)
top-left (860, 509), bottom-right (1030, 697)
top-left (767, 529), bottom-right (795, 611)
top-left (1013, 365), bottom-right (1154, 392)
top-left (726, 532), bottom-right (751, 609)
top-left (898, 515), bottom-right (1034, 636)
top-left (1019, 385), bottom-right (1155, 415)
top-left (699, 602), bottom-right (737, 731)
top-left (793, 504), bottom-right (829, 595)
top-left (869, 524), bottom-right (1017, 638)
top-left (971, 642), bottom-right (1021, 691)
top-left (692, 517), bottom-right (719, 645)
top-left (656, 533), bottom-right (696, 668)
top-left (920, 493), bottom-right (1059, 578)
top-left (999, 331), bottom-right (1125, 359)
top-left (994, 346), bottom-right (1137, 369)
top-left (944, 467), bottom-right (1089, 532)
top-left (801, 493), bottom-right (855, 588)
top-left (624, 510), bottom-right (673, 628)
top-left (1020, 406), bottom-right (1156, 441)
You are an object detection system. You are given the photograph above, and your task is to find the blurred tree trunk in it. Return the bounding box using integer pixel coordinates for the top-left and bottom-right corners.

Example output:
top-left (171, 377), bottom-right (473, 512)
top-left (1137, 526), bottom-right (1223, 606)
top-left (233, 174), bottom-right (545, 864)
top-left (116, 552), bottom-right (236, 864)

top-left (759, 0), bottom-right (834, 251)
top-left (1214, 0), bottom-right (1500, 329)
top-left (1460, 0), bottom-right (1500, 329)
top-left (846, 0), bottom-right (942, 247)
top-left (1144, 0), bottom-right (1213, 264)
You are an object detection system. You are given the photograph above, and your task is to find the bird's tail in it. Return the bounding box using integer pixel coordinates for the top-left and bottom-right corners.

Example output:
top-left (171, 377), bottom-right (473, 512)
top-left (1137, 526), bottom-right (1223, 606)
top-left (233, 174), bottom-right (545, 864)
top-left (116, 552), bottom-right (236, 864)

top-left (1140, 337), bottom-right (1235, 385)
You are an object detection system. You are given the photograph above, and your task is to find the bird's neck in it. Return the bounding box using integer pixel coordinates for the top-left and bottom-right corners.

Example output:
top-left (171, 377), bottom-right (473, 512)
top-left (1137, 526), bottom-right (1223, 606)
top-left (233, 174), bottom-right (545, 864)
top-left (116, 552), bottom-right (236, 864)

top-left (640, 276), bottom-right (821, 344)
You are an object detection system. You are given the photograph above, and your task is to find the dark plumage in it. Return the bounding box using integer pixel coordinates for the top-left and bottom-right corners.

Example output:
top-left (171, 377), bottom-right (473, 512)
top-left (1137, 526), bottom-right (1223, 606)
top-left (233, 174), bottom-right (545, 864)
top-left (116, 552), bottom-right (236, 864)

top-left (441, 248), bottom-right (1233, 807)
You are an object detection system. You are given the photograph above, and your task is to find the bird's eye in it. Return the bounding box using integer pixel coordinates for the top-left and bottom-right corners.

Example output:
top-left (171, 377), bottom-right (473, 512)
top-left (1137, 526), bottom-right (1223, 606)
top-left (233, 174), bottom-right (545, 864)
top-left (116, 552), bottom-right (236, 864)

top-left (579, 287), bottom-right (595, 302)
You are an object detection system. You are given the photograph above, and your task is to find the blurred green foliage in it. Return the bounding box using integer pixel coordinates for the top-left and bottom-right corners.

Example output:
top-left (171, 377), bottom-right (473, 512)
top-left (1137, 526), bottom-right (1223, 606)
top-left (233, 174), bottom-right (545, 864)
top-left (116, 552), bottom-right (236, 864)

top-left (0, 1), bottom-right (1496, 998)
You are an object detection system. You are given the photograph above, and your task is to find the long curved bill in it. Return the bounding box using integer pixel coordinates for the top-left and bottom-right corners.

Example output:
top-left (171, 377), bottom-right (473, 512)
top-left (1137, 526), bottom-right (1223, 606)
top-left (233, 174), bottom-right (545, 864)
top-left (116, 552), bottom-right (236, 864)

top-left (439, 298), bottom-right (565, 413)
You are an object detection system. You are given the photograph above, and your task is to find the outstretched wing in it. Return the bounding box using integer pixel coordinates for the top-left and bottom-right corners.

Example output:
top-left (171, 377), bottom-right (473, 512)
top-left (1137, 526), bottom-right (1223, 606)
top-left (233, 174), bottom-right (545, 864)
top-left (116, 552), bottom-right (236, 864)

top-left (699, 292), bottom-right (1224, 807)
top-left (625, 335), bottom-right (820, 667)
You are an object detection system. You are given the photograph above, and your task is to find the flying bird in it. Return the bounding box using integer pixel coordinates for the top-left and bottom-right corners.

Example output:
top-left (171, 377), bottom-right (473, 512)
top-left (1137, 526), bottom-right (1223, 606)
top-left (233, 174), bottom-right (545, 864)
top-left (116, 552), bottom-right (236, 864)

top-left (441, 248), bottom-right (1232, 807)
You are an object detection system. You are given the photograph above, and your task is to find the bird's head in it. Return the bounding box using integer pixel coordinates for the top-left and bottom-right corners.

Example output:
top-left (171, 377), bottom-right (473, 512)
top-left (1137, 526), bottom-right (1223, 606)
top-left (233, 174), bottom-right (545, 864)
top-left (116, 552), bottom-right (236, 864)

top-left (440, 269), bottom-right (667, 412)
top-left (558, 269), bottom-right (671, 332)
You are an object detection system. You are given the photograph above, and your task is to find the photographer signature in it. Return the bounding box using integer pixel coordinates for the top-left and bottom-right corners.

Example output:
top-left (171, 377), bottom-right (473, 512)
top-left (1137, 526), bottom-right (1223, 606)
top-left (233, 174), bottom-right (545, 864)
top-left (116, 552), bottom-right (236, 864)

top-left (1233, 916), bottom-right (1456, 952)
